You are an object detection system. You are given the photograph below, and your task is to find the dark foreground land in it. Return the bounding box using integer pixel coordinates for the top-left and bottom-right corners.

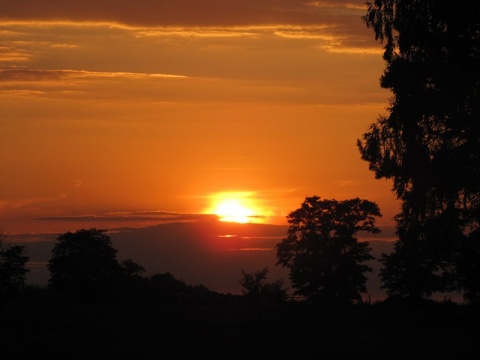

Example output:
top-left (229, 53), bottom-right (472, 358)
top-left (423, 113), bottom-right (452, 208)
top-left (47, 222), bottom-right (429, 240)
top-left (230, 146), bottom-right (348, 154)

top-left (1, 295), bottom-right (480, 360)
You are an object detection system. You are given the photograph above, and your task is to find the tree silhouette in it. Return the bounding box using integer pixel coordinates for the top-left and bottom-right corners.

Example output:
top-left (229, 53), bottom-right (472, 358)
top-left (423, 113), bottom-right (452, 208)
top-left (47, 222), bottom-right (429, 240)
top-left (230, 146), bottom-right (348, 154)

top-left (276, 196), bottom-right (381, 305)
top-left (121, 258), bottom-right (146, 278)
top-left (0, 231), bottom-right (30, 294)
top-left (149, 272), bottom-right (189, 296)
top-left (358, 1), bottom-right (480, 301)
top-left (146, 272), bottom-right (215, 303)
top-left (239, 267), bottom-right (288, 305)
top-left (379, 233), bottom-right (441, 300)
top-left (452, 228), bottom-right (480, 303)
top-left (48, 228), bottom-right (122, 298)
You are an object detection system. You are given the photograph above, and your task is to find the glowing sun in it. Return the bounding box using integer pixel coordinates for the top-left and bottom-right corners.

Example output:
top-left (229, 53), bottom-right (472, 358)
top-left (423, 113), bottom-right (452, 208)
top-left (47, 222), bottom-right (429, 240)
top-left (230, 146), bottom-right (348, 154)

top-left (214, 199), bottom-right (254, 223)
top-left (206, 192), bottom-right (262, 223)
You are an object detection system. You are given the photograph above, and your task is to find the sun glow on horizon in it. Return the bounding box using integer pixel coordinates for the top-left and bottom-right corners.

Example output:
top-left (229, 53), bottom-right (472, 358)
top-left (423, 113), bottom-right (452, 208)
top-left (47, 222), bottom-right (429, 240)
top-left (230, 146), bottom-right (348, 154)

top-left (205, 192), bottom-right (265, 224)
top-left (215, 199), bottom-right (254, 223)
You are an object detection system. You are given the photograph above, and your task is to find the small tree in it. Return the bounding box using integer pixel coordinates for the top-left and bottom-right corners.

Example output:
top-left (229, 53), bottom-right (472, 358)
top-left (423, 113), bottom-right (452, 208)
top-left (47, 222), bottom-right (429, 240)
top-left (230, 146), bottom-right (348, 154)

top-left (121, 258), bottom-right (146, 278)
top-left (48, 228), bottom-right (122, 298)
top-left (0, 230), bottom-right (30, 294)
top-left (276, 196), bottom-right (381, 305)
top-left (239, 267), bottom-right (288, 305)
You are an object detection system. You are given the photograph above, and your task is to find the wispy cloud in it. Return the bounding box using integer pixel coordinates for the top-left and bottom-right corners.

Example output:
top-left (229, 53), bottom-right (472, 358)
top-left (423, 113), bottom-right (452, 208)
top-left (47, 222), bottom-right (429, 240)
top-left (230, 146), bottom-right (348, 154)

top-left (306, 1), bottom-right (367, 10)
top-left (0, 0), bottom-right (378, 57)
top-left (134, 27), bottom-right (260, 39)
top-left (36, 211), bottom-right (218, 223)
top-left (0, 194), bottom-right (67, 211)
top-left (0, 69), bottom-right (187, 82)
top-left (0, 68), bottom-right (189, 100)
top-left (1, 0), bottom-right (366, 27)
top-left (0, 20), bottom-right (380, 58)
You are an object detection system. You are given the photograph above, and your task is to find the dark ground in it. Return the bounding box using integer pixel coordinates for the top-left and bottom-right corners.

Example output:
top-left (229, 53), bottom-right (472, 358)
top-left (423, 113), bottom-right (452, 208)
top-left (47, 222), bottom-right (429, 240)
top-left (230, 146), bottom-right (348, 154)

top-left (1, 296), bottom-right (480, 360)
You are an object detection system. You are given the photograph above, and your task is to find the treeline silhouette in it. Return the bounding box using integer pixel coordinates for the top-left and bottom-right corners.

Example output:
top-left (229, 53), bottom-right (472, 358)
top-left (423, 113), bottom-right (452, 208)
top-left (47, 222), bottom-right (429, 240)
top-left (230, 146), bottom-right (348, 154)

top-left (2, 227), bottom-right (480, 360)
top-left (1, 222), bottom-right (480, 359)
top-left (0, 228), bottom-right (233, 304)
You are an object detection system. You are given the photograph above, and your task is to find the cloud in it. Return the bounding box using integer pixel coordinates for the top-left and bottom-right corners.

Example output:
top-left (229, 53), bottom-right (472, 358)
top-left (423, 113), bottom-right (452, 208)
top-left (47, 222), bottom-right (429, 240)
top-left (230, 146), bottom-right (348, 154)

top-left (0, 20), bottom-right (381, 61)
top-left (134, 27), bottom-right (261, 39)
top-left (36, 211), bottom-right (218, 224)
top-left (0, 44), bottom-right (30, 62)
top-left (1, 0), bottom-right (366, 27)
top-left (0, 69), bottom-right (187, 82)
top-left (0, 2), bottom-right (380, 56)
top-left (0, 68), bottom-right (189, 101)
top-left (0, 194), bottom-right (67, 211)
top-left (306, 1), bottom-right (367, 10)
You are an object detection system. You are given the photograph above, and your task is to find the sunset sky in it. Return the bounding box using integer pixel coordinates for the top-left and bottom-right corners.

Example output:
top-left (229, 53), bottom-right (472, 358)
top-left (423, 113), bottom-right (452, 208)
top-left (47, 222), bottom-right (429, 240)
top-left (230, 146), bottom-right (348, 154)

top-left (1, 0), bottom-right (398, 230)
top-left (1, 1), bottom-right (400, 294)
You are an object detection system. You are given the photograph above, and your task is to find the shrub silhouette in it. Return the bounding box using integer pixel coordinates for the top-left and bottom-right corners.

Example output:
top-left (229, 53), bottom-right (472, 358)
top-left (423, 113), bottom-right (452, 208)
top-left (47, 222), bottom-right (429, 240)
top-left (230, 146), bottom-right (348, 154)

top-left (239, 267), bottom-right (288, 306)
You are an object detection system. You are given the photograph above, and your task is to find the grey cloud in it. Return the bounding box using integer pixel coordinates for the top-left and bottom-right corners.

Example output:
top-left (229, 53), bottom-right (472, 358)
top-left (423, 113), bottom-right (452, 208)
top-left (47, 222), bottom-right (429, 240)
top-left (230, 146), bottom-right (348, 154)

top-left (36, 212), bottom-right (218, 223)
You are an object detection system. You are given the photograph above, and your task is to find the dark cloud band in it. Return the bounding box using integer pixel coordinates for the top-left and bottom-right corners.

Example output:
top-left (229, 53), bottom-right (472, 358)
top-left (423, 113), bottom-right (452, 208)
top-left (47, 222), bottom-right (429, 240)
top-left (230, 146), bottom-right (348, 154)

top-left (1, 0), bottom-right (365, 27)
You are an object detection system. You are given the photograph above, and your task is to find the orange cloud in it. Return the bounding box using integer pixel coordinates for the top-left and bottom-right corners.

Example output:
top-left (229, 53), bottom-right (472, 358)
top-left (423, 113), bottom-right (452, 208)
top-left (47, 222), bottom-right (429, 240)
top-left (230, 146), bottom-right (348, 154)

top-left (1, 0), bottom-right (366, 27)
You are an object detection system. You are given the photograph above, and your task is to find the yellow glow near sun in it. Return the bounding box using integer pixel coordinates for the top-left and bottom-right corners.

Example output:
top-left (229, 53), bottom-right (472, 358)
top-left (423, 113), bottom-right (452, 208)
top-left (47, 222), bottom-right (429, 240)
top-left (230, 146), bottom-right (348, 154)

top-left (206, 192), bottom-right (262, 223)
top-left (215, 199), bottom-right (253, 223)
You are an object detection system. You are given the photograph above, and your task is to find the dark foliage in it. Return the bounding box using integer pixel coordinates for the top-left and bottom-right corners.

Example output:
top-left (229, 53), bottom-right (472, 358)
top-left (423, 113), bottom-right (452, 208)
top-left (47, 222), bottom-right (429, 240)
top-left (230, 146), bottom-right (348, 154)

top-left (48, 228), bottom-right (124, 298)
top-left (0, 232), bottom-right (30, 294)
top-left (359, 0), bottom-right (480, 301)
top-left (239, 267), bottom-right (288, 306)
top-left (276, 196), bottom-right (381, 305)
top-left (1, 296), bottom-right (479, 360)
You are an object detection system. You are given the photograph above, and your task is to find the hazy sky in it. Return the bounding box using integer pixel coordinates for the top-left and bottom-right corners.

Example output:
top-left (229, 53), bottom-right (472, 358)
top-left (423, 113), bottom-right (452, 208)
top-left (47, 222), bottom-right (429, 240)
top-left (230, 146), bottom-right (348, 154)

top-left (1, 0), bottom-right (399, 234)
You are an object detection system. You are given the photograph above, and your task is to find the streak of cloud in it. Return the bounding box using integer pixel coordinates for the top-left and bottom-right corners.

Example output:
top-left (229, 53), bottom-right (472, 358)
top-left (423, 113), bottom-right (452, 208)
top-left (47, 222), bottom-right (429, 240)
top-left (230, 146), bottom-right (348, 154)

top-left (1, 0), bottom-right (366, 27)
top-left (36, 212), bottom-right (218, 223)
top-left (0, 69), bottom-right (187, 81)
top-left (0, 194), bottom-right (67, 211)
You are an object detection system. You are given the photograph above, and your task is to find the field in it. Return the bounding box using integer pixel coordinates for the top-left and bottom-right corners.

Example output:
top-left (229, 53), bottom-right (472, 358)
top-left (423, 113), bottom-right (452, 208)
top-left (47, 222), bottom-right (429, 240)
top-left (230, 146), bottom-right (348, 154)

top-left (2, 296), bottom-right (479, 360)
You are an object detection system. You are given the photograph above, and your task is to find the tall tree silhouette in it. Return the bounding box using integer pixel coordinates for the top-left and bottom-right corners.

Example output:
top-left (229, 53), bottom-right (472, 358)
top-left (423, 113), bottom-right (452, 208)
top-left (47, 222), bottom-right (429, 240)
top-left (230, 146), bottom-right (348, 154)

top-left (358, 0), bottom-right (480, 300)
top-left (276, 196), bottom-right (381, 305)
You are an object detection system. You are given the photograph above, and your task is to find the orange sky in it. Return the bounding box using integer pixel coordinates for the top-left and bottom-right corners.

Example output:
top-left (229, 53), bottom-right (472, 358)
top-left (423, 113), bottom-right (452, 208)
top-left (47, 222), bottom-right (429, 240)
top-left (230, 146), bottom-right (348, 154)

top-left (0, 0), bottom-right (399, 234)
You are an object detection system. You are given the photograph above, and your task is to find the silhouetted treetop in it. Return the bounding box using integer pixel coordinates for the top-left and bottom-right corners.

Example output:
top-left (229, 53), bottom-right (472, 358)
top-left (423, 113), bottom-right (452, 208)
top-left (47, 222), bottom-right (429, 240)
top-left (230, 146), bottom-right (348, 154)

top-left (360, 0), bottom-right (480, 200)
top-left (276, 196), bottom-right (381, 305)
top-left (48, 228), bottom-right (122, 297)
top-left (364, 1), bottom-right (480, 62)
top-left (121, 258), bottom-right (146, 278)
